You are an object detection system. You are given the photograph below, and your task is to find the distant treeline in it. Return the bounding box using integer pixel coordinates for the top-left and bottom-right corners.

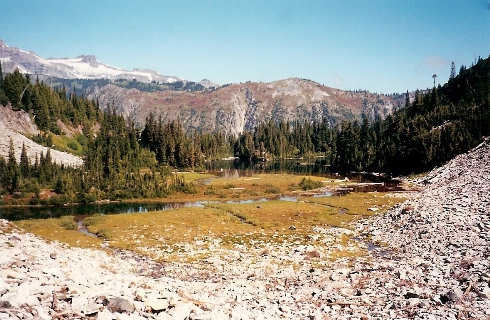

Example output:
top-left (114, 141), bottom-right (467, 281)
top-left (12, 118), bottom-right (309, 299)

top-left (0, 56), bottom-right (488, 202)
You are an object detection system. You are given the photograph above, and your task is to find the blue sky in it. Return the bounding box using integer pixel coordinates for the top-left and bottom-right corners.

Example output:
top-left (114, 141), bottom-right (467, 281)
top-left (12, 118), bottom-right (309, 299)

top-left (1, 0), bottom-right (488, 93)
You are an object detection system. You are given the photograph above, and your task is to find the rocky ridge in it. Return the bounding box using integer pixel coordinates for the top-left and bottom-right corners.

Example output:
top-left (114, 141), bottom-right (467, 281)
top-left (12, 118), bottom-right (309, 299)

top-left (0, 140), bottom-right (488, 319)
top-left (88, 78), bottom-right (404, 135)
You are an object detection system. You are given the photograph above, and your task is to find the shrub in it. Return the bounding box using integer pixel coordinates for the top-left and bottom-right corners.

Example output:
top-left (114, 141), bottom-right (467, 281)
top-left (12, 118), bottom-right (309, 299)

top-left (83, 215), bottom-right (103, 227)
top-left (204, 186), bottom-right (216, 195)
top-left (96, 229), bottom-right (111, 240)
top-left (265, 186), bottom-right (281, 194)
top-left (67, 140), bottom-right (80, 151)
top-left (299, 178), bottom-right (322, 191)
top-left (59, 216), bottom-right (77, 230)
top-left (76, 134), bottom-right (87, 146)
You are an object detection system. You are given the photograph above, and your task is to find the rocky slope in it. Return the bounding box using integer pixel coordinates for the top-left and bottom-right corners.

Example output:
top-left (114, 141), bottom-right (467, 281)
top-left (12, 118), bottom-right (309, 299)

top-left (0, 105), bottom-right (83, 167)
top-left (88, 78), bottom-right (404, 135)
top-left (1, 140), bottom-right (488, 319)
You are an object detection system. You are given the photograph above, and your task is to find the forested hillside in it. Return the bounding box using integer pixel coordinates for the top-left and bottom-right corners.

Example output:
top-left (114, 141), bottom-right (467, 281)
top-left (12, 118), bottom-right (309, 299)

top-left (232, 56), bottom-right (489, 174)
top-left (0, 56), bottom-right (488, 202)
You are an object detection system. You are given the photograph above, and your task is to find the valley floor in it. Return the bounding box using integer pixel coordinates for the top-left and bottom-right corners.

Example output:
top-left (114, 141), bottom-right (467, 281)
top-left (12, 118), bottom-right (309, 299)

top-left (0, 140), bottom-right (489, 319)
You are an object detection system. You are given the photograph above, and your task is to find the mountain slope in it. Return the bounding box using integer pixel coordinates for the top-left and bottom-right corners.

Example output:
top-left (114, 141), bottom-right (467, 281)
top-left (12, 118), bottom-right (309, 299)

top-left (89, 78), bottom-right (405, 135)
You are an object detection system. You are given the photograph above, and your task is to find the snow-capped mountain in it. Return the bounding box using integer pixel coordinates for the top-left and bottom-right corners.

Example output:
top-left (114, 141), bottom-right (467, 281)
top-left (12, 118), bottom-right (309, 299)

top-left (0, 39), bottom-right (179, 83)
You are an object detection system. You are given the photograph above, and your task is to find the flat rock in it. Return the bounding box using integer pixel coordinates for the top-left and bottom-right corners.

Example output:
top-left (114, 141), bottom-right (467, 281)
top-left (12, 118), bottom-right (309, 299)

top-left (147, 298), bottom-right (169, 312)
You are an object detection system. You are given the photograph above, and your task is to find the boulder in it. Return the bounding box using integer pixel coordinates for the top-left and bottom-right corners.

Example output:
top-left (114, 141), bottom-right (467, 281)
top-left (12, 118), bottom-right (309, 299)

top-left (106, 297), bottom-right (135, 313)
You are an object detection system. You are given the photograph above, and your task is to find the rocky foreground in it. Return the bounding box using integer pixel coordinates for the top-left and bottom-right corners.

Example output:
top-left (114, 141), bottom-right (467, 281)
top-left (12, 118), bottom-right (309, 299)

top-left (1, 140), bottom-right (489, 319)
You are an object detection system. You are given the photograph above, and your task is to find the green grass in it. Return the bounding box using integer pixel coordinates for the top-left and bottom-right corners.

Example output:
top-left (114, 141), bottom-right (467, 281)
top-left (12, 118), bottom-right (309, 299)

top-left (51, 134), bottom-right (86, 156)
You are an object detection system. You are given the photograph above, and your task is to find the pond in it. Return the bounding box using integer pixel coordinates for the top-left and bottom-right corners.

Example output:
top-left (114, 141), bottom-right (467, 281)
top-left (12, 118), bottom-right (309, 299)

top-left (206, 158), bottom-right (332, 176)
top-left (206, 158), bottom-right (394, 183)
top-left (0, 201), bottom-right (206, 221)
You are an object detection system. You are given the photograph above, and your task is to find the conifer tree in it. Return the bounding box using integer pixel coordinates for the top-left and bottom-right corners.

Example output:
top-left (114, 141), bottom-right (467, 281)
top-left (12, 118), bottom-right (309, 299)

top-left (449, 61), bottom-right (456, 80)
top-left (6, 139), bottom-right (19, 193)
top-left (20, 143), bottom-right (30, 177)
top-left (3, 69), bottom-right (29, 110)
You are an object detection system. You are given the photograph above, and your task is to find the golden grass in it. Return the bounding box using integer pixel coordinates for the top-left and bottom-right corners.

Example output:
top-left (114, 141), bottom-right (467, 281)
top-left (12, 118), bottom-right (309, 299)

top-left (208, 200), bottom-right (353, 231)
top-left (82, 207), bottom-right (258, 261)
top-left (14, 216), bottom-right (102, 248)
top-left (302, 192), bottom-right (406, 216)
top-left (11, 173), bottom-right (409, 264)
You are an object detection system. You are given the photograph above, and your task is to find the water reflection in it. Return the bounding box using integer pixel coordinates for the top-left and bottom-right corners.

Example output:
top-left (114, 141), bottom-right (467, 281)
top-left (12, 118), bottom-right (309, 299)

top-left (0, 201), bottom-right (205, 221)
top-left (206, 158), bottom-right (331, 177)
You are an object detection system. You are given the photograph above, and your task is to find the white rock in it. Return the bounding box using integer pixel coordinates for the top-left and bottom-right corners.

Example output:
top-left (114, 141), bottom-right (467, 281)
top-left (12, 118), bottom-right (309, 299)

top-left (147, 298), bottom-right (169, 312)
top-left (168, 302), bottom-right (195, 320)
top-left (96, 308), bottom-right (115, 320)
top-left (2, 269), bottom-right (23, 279)
top-left (71, 295), bottom-right (89, 314)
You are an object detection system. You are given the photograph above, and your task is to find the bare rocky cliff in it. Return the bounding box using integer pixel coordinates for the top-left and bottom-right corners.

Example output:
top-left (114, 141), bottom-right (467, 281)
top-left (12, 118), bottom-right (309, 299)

top-left (88, 78), bottom-right (404, 134)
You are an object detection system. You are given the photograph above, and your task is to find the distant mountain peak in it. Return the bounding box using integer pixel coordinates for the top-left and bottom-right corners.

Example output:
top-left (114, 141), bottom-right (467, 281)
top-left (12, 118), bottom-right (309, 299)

top-left (77, 54), bottom-right (99, 65)
top-left (0, 39), bottom-right (181, 84)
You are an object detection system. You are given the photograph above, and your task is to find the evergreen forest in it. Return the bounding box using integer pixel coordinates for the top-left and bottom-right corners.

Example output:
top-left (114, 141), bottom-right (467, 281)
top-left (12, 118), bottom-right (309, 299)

top-left (0, 56), bottom-right (488, 203)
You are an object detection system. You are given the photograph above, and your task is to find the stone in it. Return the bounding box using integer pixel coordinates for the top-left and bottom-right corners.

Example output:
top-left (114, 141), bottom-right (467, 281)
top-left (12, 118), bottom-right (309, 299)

top-left (106, 297), bottom-right (135, 314)
top-left (404, 292), bottom-right (420, 299)
top-left (71, 296), bottom-right (88, 314)
top-left (147, 298), bottom-right (169, 312)
top-left (448, 288), bottom-right (464, 302)
top-left (168, 302), bottom-right (195, 320)
top-left (279, 305), bottom-right (291, 313)
top-left (329, 273), bottom-right (339, 281)
top-left (480, 285), bottom-right (490, 299)
top-left (96, 308), bottom-right (114, 320)
top-left (96, 296), bottom-right (110, 306)
top-left (3, 269), bottom-right (23, 279)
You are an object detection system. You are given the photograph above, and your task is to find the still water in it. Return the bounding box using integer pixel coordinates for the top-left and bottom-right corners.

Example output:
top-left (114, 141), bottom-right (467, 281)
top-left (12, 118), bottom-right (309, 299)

top-left (205, 158), bottom-right (392, 183)
top-left (0, 201), bottom-right (206, 221)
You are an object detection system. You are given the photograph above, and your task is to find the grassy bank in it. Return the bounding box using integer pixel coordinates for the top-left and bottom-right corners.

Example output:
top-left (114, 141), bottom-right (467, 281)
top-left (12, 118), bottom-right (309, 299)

top-left (14, 172), bottom-right (407, 264)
